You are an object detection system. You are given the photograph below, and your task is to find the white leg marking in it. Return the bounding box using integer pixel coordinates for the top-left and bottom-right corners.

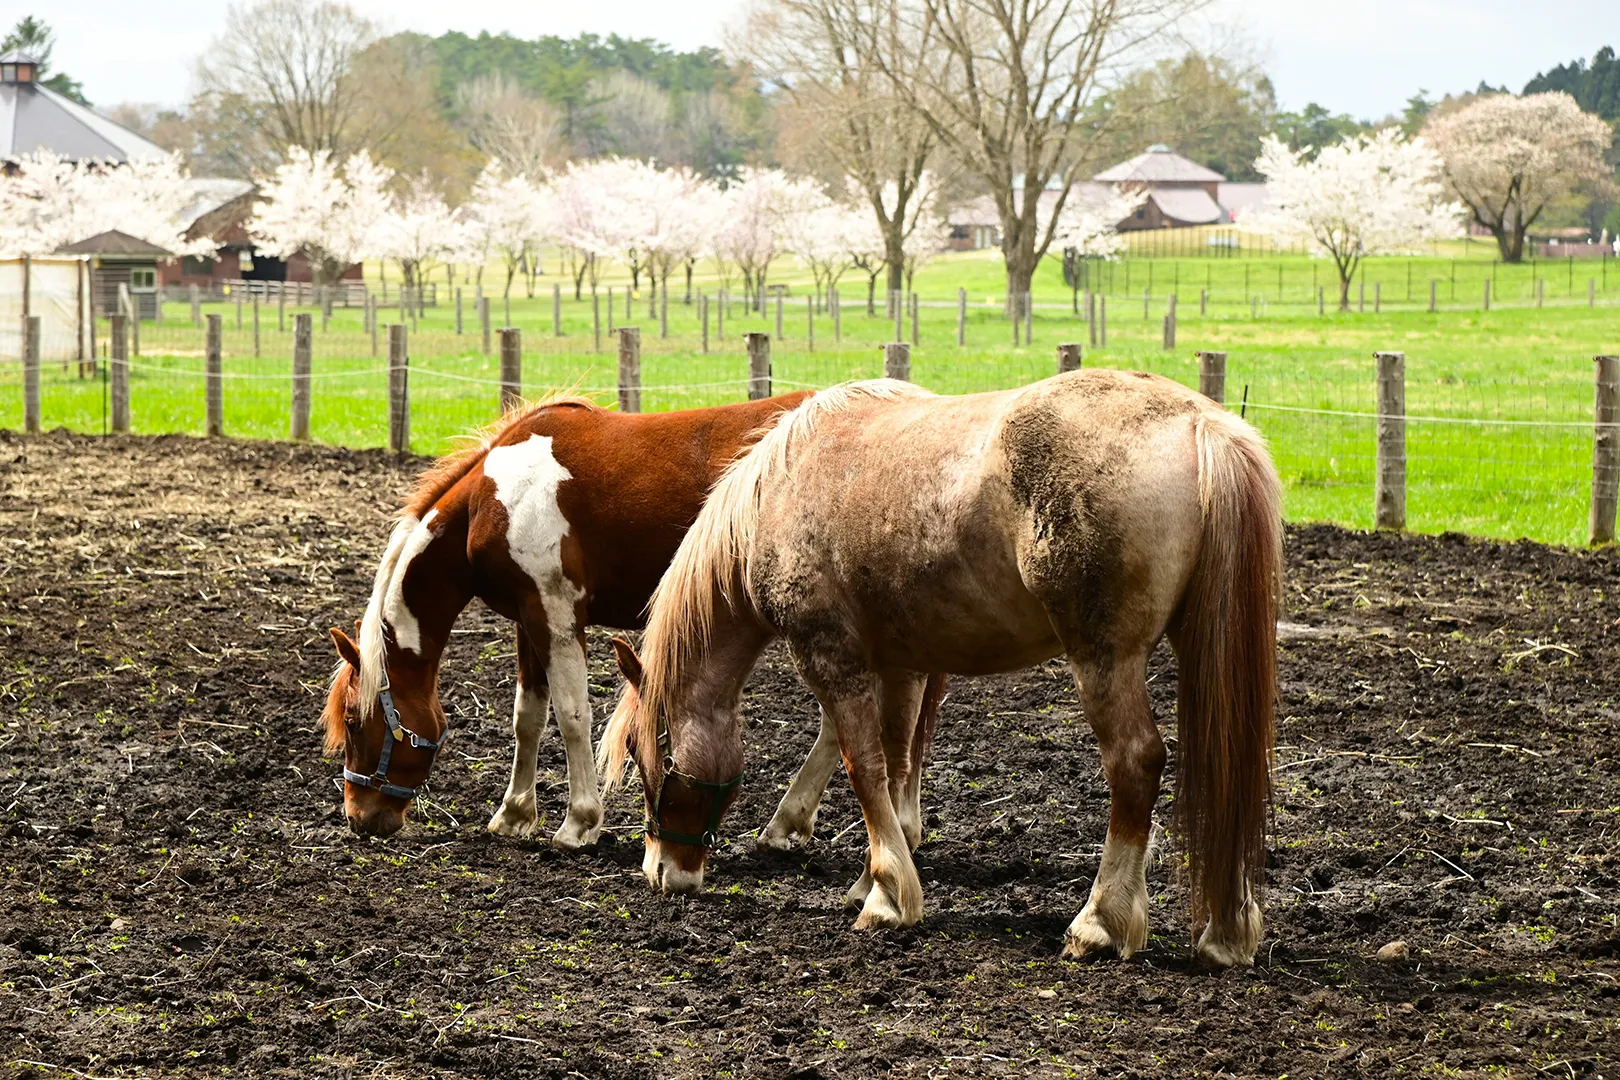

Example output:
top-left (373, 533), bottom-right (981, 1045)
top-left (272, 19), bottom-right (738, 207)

top-left (488, 681), bottom-right (549, 838)
top-left (1195, 894), bottom-right (1262, 968)
top-left (1064, 832), bottom-right (1151, 960)
top-left (380, 509), bottom-right (438, 655)
top-left (545, 633), bottom-right (603, 850)
top-left (760, 708), bottom-right (840, 850)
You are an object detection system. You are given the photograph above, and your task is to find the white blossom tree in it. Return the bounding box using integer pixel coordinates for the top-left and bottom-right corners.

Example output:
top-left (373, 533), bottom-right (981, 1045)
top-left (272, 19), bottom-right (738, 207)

top-left (552, 159), bottom-right (628, 298)
top-left (1424, 92), bottom-right (1615, 263)
top-left (717, 168), bottom-right (822, 309)
top-left (1044, 184), bottom-right (1144, 308)
top-left (1244, 131), bottom-right (1462, 311)
top-left (377, 178), bottom-right (466, 304)
top-left (460, 162), bottom-right (551, 300)
top-left (248, 146), bottom-right (394, 284)
top-left (0, 150), bottom-right (213, 258)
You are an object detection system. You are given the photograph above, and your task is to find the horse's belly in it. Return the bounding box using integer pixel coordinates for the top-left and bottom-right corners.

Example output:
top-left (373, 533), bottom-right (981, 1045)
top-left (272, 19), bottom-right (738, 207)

top-left (859, 557), bottom-right (1062, 676)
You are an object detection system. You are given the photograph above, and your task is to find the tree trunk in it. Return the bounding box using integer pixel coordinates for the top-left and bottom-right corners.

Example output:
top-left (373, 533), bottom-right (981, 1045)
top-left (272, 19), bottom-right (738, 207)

top-left (684, 261), bottom-right (694, 304)
top-left (1003, 250), bottom-right (1035, 319)
top-left (1338, 271), bottom-right (1352, 312)
top-left (867, 272), bottom-right (879, 314)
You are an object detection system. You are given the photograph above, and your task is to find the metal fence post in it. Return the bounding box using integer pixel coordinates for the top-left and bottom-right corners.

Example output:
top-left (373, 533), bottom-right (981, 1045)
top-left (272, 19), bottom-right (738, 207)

top-left (617, 327), bottom-right (641, 414)
top-left (1590, 354), bottom-right (1619, 545)
top-left (1198, 350), bottom-right (1227, 405)
top-left (1057, 342), bottom-right (1081, 374)
top-left (290, 313), bottom-right (312, 441)
top-left (23, 315), bottom-right (40, 433)
top-left (884, 341), bottom-right (911, 382)
top-left (500, 327), bottom-right (522, 413)
top-left (388, 324), bottom-right (409, 455)
top-left (110, 313), bottom-right (129, 433)
top-left (746, 331), bottom-right (771, 400)
top-left (205, 313), bottom-right (223, 436)
top-left (1375, 351), bottom-right (1406, 530)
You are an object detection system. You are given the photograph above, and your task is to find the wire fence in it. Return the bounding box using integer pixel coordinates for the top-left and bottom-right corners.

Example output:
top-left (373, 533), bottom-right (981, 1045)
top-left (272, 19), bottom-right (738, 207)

top-left (3, 284), bottom-right (1616, 548)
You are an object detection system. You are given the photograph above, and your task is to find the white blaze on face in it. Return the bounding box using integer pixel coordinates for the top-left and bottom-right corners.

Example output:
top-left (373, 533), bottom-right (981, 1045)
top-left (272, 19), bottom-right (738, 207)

top-left (382, 508), bottom-right (439, 655)
top-left (483, 434), bottom-right (579, 621)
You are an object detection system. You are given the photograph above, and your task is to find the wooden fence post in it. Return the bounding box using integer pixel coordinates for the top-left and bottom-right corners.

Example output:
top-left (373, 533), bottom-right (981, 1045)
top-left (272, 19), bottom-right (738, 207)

top-left (554, 283), bottom-right (563, 337)
top-left (716, 288), bottom-right (724, 340)
top-left (1357, 279), bottom-right (1365, 313)
top-left (1057, 342), bottom-right (1081, 374)
top-left (1087, 292), bottom-right (1097, 346)
top-left (617, 328), bottom-right (642, 413)
top-left (190, 284), bottom-right (200, 327)
top-left (278, 286), bottom-right (286, 332)
top-left (1197, 350), bottom-right (1227, 405)
top-left (1429, 279), bottom-right (1437, 313)
top-left (1098, 295), bottom-right (1107, 348)
top-left (290, 313), bottom-right (312, 441)
top-left (1590, 279), bottom-right (1596, 308)
top-left (1023, 292), bottom-right (1032, 344)
top-left (594, 290), bottom-right (603, 353)
top-left (806, 296), bottom-right (814, 351)
top-left (1143, 287), bottom-right (1151, 321)
top-left (1374, 282), bottom-right (1381, 314)
top-left (455, 287), bottom-right (464, 335)
top-left (252, 296), bottom-right (261, 358)
top-left (957, 287), bottom-right (966, 346)
top-left (884, 341), bottom-right (911, 382)
top-left (608, 286), bottom-right (615, 335)
top-left (1590, 354), bottom-right (1619, 545)
top-left (1200, 288), bottom-right (1208, 316)
top-left (832, 287), bottom-right (842, 342)
top-left (1162, 312), bottom-right (1176, 350)
top-left (23, 315), bottom-right (40, 433)
top-left (205, 314), bottom-right (223, 436)
top-left (893, 292), bottom-right (903, 343)
top-left (746, 331), bottom-right (771, 400)
top-left (775, 292), bottom-right (784, 340)
top-left (1374, 351), bottom-right (1406, 531)
top-left (1536, 278), bottom-right (1545, 309)
top-left (369, 298), bottom-right (380, 357)
top-left (480, 297), bottom-right (492, 354)
top-left (499, 327), bottom-right (522, 413)
top-left (1483, 280), bottom-right (1491, 311)
top-left (388, 324), bottom-right (409, 455)
top-left (1317, 286), bottom-right (1324, 316)
top-left (110, 313), bottom-right (129, 433)
top-left (235, 292), bottom-right (243, 330)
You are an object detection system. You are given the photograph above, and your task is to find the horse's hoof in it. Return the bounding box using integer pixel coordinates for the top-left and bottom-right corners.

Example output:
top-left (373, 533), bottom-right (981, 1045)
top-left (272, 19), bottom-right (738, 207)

top-left (757, 814), bottom-right (814, 850)
top-left (843, 870), bottom-right (875, 910)
top-left (487, 805), bottom-right (541, 838)
top-left (551, 814), bottom-right (603, 851)
top-left (1194, 901), bottom-right (1262, 967)
top-left (1063, 901), bottom-right (1147, 961)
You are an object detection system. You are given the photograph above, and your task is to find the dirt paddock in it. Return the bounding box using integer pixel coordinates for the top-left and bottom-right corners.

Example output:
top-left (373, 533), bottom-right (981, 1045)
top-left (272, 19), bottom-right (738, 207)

top-left (1, 430), bottom-right (1617, 1079)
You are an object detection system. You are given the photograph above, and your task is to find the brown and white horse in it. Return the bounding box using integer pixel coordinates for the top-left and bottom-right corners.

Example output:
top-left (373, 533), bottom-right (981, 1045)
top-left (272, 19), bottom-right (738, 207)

top-left (318, 391), bottom-right (884, 844)
top-left (603, 372), bottom-right (1282, 966)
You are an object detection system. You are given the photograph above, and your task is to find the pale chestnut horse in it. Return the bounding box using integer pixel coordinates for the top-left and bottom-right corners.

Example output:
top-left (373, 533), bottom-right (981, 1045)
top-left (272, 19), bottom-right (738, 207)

top-left (319, 391), bottom-right (907, 844)
top-left (603, 372), bottom-right (1283, 966)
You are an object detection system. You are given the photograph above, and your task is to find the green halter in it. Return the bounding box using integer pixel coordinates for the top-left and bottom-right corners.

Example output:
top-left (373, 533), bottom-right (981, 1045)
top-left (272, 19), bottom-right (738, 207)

top-left (646, 718), bottom-right (741, 850)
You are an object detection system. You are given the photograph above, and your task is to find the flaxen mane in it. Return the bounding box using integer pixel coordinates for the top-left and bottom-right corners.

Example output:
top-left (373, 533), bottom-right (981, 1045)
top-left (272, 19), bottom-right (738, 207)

top-left (599, 379), bottom-right (930, 790)
top-left (332, 393), bottom-right (598, 737)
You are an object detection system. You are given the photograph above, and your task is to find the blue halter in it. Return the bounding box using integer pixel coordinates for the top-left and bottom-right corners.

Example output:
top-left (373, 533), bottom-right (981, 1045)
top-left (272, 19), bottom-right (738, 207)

top-left (338, 679), bottom-right (446, 802)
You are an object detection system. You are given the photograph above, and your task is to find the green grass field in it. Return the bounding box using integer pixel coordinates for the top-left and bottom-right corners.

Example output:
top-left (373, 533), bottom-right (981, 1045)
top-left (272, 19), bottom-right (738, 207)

top-left (4, 249), bottom-right (1618, 547)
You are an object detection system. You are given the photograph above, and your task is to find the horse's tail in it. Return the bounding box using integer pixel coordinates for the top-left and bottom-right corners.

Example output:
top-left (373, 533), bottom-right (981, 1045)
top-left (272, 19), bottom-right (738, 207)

top-left (1174, 408), bottom-right (1282, 951)
top-left (912, 673), bottom-right (948, 774)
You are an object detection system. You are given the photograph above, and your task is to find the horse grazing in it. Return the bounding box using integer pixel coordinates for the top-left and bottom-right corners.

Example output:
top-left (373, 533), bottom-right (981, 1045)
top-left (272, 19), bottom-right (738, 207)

top-left (320, 391), bottom-right (851, 843)
top-left (603, 371), bottom-right (1282, 966)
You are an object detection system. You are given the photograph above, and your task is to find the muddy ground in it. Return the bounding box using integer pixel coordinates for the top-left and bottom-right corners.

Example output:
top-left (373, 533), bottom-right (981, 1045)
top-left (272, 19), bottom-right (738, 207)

top-left (1, 429), bottom-right (1616, 1079)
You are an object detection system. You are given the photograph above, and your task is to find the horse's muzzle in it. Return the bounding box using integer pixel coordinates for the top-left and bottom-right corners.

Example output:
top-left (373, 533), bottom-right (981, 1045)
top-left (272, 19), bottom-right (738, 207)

top-left (346, 808), bottom-right (405, 838)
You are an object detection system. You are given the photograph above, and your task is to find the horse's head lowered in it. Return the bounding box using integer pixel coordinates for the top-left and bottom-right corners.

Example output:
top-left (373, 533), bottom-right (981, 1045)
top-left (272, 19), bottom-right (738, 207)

top-left (603, 637), bottom-right (744, 894)
top-left (322, 624), bottom-right (448, 838)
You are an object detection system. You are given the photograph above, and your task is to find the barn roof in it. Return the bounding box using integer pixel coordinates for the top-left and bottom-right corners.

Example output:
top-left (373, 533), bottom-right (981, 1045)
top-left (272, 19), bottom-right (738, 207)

top-left (0, 78), bottom-right (168, 163)
top-left (56, 229), bottom-right (173, 257)
top-left (1095, 145), bottom-right (1224, 184)
top-left (1147, 187), bottom-right (1224, 225)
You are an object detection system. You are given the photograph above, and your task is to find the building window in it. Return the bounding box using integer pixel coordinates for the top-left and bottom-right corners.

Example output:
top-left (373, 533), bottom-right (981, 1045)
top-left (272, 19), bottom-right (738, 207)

top-left (182, 255), bottom-right (215, 276)
top-left (130, 268), bottom-right (156, 290)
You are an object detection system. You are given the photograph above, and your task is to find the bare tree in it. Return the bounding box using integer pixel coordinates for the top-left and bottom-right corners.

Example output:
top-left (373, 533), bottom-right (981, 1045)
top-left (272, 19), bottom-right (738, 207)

top-left (194, 0), bottom-right (379, 173)
top-left (458, 73), bottom-right (568, 177)
top-left (736, 0), bottom-right (938, 297)
top-left (860, 0), bottom-right (1202, 305)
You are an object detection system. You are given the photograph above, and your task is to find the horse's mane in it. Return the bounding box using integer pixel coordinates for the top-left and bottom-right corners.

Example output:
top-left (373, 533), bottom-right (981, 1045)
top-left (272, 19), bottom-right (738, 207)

top-left (340, 391), bottom-right (599, 722)
top-left (600, 379), bottom-right (929, 790)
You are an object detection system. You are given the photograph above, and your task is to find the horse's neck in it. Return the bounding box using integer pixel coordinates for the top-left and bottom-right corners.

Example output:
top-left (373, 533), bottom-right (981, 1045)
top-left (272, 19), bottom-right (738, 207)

top-left (668, 605), bottom-right (773, 776)
top-left (391, 496), bottom-right (476, 673)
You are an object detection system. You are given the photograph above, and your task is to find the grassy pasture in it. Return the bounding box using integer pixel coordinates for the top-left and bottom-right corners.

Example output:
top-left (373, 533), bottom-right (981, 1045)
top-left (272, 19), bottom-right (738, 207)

top-left (3, 249), bottom-right (1618, 546)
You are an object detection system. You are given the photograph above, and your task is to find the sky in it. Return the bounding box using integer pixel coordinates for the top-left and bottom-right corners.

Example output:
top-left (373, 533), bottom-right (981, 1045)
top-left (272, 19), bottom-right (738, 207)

top-left (17, 0), bottom-right (1619, 120)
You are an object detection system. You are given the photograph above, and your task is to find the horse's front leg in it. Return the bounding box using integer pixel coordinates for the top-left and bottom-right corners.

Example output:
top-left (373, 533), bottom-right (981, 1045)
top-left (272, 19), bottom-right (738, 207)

top-left (543, 619), bottom-right (604, 850)
top-left (758, 707), bottom-right (839, 850)
top-left (811, 675), bottom-right (924, 930)
top-left (488, 626), bottom-right (550, 839)
top-left (1063, 655), bottom-right (1163, 961)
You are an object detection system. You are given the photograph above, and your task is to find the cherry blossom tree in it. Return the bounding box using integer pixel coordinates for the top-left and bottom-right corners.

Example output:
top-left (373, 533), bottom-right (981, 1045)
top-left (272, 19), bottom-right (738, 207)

top-left (1244, 131), bottom-right (1462, 311)
top-left (0, 150), bottom-right (213, 258)
top-left (552, 159), bottom-right (628, 298)
top-left (1424, 92), bottom-right (1615, 263)
top-left (248, 146), bottom-right (394, 284)
top-left (1044, 185), bottom-right (1144, 309)
top-left (460, 162), bottom-right (552, 300)
top-left (377, 178), bottom-right (466, 304)
top-left (717, 168), bottom-right (822, 309)
top-left (783, 194), bottom-right (868, 305)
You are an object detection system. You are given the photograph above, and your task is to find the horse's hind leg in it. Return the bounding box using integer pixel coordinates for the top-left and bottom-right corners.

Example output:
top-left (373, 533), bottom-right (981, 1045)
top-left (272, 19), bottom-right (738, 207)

top-left (1063, 654), bottom-right (1164, 961)
top-left (758, 707), bottom-right (840, 850)
top-left (489, 627), bottom-right (551, 838)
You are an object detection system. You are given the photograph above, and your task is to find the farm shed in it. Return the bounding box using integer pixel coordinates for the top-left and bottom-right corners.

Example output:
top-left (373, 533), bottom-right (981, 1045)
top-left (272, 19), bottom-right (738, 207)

top-left (55, 230), bottom-right (171, 319)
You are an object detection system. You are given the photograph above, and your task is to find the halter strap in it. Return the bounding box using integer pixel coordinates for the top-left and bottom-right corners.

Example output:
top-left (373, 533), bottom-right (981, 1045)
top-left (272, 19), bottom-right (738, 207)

top-left (338, 682), bottom-right (446, 803)
top-left (646, 719), bottom-right (741, 849)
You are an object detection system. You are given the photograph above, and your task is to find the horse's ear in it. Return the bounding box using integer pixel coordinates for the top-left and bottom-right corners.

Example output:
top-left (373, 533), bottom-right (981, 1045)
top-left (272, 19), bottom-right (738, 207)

top-left (610, 636), bottom-right (643, 690)
top-left (330, 627), bottom-right (362, 671)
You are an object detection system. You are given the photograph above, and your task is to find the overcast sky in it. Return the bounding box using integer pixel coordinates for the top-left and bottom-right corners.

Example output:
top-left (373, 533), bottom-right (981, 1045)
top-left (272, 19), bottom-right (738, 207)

top-left (27, 0), bottom-right (1619, 121)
